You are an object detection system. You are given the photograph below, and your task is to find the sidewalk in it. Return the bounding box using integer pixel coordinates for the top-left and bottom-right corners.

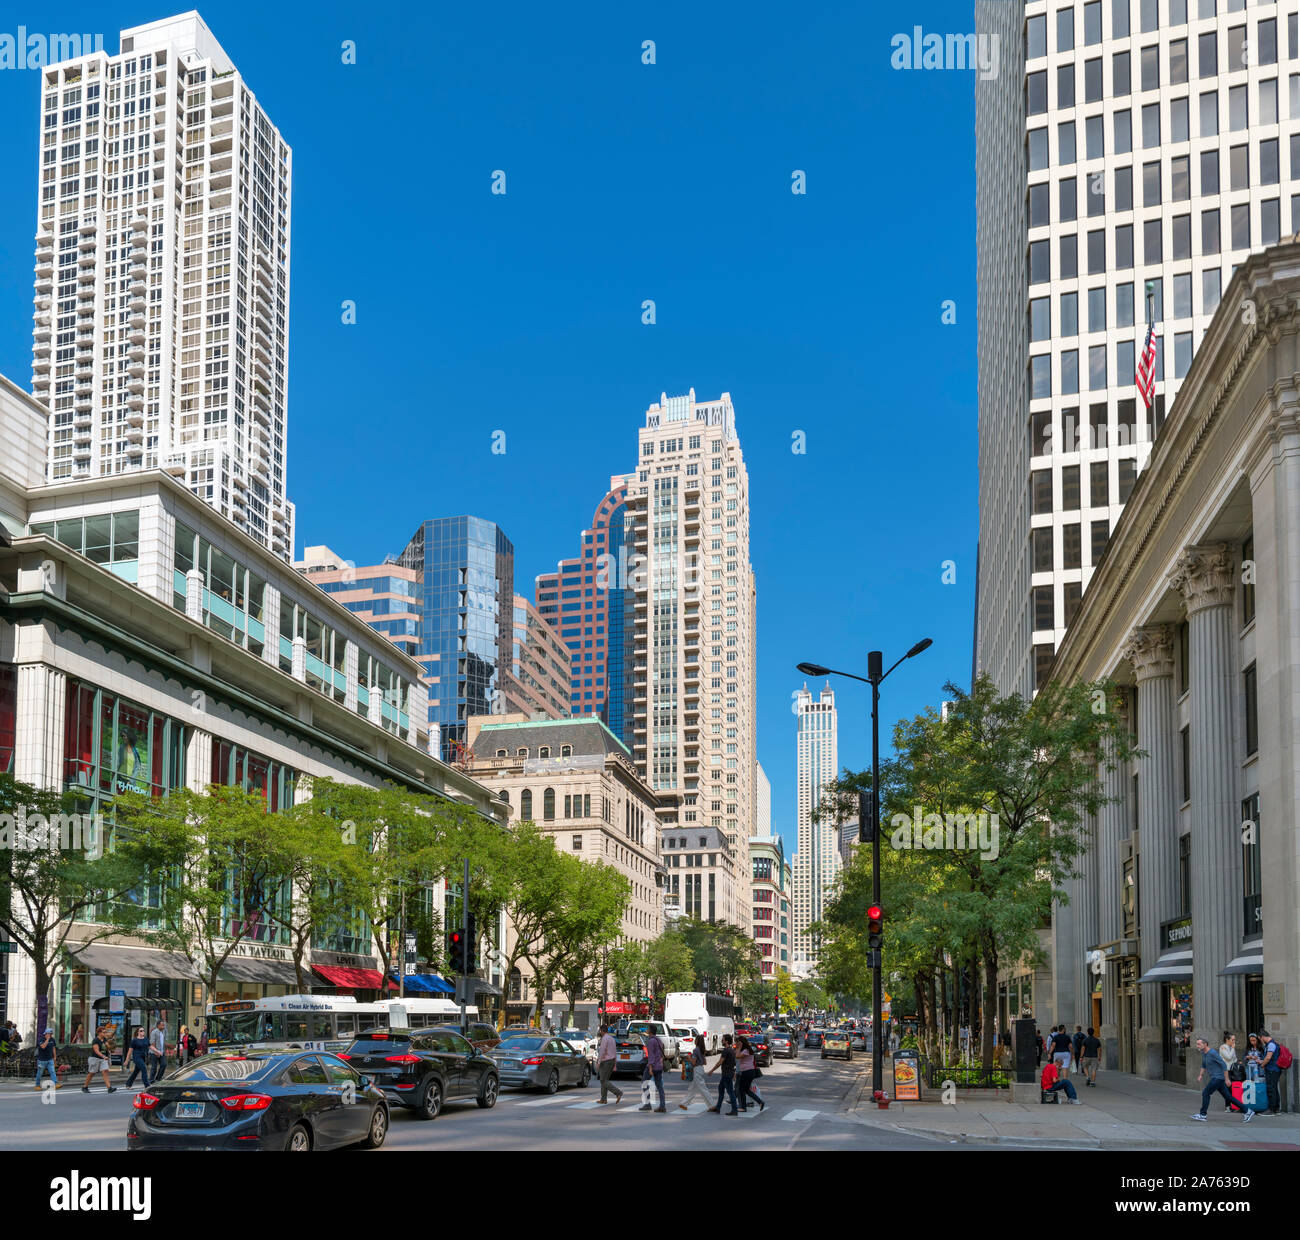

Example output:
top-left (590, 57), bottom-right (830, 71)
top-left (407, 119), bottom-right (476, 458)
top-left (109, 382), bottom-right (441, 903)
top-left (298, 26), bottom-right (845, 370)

top-left (850, 1062), bottom-right (1300, 1150)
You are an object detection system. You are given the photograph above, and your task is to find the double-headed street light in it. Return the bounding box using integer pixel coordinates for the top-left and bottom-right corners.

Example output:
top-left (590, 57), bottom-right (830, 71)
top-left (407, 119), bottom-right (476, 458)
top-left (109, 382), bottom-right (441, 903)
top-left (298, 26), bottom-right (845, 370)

top-left (796, 637), bottom-right (932, 1102)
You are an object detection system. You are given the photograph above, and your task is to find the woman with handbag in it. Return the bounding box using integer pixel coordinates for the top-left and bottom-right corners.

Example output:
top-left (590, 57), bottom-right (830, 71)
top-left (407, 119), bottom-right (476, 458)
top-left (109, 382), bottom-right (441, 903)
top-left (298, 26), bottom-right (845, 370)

top-left (677, 1034), bottom-right (714, 1111)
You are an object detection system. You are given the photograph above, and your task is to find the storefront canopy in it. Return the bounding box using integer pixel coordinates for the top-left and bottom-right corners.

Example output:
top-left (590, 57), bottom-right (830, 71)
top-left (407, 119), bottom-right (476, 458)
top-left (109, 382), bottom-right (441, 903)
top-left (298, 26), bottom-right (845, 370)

top-left (216, 956), bottom-right (301, 986)
top-left (313, 965), bottom-right (390, 990)
top-left (68, 943), bottom-right (200, 981)
top-left (472, 979), bottom-right (502, 997)
top-left (1138, 947), bottom-right (1193, 984)
top-left (1219, 953), bottom-right (1264, 977)
top-left (91, 995), bottom-right (185, 1012)
top-left (388, 973), bottom-right (455, 994)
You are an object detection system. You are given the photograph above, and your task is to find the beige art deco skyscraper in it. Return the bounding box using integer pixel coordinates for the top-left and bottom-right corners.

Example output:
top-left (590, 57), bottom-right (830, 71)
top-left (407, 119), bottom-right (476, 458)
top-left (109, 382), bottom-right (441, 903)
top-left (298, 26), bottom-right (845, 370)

top-left (32, 13), bottom-right (294, 557)
top-left (624, 390), bottom-right (758, 931)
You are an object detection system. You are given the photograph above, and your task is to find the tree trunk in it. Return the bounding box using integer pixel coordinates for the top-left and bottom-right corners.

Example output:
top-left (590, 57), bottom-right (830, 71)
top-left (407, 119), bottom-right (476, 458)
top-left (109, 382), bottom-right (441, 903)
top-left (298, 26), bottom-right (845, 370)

top-left (941, 966), bottom-right (957, 1063)
top-left (981, 940), bottom-right (999, 1070)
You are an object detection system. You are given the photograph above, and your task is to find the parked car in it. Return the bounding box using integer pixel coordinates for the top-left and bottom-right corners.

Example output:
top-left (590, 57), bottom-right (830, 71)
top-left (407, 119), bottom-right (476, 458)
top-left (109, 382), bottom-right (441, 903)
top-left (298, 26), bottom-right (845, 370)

top-left (768, 1029), bottom-right (798, 1059)
top-left (488, 1036), bottom-right (591, 1092)
top-left (804, 1028), bottom-right (825, 1049)
top-left (609, 1032), bottom-right (647, 1076)
top-left (821, 1031), bottom-right (852, 1061)
top-left (127, 1051), bottom-right (389, 1151)
top-left (750, 1032), bottom-right (773, 1068)
top-left (338, 1029), bottom-right (499, 1120)
top-left (626, 1020), bottom-right (680, 1066)
top-left (848, 1030), bottom-right (868, 1052)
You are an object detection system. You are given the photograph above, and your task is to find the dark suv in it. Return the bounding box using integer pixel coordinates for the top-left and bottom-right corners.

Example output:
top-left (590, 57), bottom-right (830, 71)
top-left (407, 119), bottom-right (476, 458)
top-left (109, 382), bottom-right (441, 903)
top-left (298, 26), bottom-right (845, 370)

top-left (804, 1028), bottom-right (825, 1049)
top-left (340, 1029), bottom-right (499, 1120)
top-left (431, 1022), bottom-right (501, 1053)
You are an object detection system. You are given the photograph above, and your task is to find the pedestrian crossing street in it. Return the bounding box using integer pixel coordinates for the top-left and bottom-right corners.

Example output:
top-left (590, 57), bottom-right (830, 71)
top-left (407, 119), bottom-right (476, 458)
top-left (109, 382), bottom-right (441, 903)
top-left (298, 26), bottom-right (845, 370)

top-left (501, 1093), bottom-right (847, 1122)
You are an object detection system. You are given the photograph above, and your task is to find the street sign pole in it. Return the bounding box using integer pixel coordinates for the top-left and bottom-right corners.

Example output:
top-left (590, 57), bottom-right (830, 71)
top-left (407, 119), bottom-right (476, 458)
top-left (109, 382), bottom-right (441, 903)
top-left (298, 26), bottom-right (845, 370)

top-left (459, 857), bottom-right (470, 1029)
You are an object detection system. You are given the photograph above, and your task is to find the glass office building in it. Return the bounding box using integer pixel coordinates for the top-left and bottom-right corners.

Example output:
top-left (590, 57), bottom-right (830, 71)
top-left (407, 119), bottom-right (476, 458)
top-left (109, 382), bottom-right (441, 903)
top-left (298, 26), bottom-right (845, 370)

top-left (397, 517), bottom-right (514, 761)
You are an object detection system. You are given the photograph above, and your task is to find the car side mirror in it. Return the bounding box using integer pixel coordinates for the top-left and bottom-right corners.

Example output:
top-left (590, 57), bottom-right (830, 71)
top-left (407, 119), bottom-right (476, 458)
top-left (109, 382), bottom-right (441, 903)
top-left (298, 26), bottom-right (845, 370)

top-left (356, 1074), bottom-right (373, 1090)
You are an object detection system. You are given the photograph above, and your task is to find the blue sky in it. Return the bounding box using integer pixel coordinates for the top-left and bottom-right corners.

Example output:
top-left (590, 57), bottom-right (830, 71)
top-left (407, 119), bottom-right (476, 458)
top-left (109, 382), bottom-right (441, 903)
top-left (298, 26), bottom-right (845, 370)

top-left (0, 1), bottom-right (979, 864)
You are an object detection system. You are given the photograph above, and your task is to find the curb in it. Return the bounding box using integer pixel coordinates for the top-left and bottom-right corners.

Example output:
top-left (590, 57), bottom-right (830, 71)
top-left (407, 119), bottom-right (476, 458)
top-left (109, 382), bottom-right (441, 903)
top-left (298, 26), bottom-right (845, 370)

top-left (871, 1117), bottom-right (1261, 1151)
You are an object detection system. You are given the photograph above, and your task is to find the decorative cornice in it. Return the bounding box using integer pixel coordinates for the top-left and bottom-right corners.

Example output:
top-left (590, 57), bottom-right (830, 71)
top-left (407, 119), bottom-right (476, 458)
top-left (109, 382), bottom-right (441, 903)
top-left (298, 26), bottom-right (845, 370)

top-left (1168, 543), bottom-right (1235, 615)
top-left (1123, 624), bottom-right (1177, 683)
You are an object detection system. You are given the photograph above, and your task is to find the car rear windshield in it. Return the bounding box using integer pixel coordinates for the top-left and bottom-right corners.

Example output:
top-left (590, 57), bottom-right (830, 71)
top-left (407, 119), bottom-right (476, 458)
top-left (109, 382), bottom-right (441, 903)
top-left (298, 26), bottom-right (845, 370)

top-left (499, 1037), bottom-right (546, 1052)
top-left (167, 1057), bottom-right (269, 1082)
top-left (347, 1033), bottom-right (412, 1052)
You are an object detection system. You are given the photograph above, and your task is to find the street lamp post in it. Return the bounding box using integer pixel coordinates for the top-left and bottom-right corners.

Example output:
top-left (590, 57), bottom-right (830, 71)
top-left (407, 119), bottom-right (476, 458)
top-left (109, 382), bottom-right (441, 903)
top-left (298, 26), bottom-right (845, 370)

top-left (797, 637), bottom-right (931, 1103)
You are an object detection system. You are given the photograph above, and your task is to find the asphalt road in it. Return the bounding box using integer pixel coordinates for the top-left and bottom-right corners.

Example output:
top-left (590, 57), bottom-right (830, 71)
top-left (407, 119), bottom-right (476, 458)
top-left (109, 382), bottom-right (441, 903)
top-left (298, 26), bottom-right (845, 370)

top-left (0, 1052), bottom-right (950, 1151)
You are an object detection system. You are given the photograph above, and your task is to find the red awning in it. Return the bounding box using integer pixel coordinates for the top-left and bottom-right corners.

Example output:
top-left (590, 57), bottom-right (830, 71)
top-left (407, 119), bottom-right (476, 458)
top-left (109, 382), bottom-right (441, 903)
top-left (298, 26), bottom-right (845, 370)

top-left (602, 1001), bottom-right (634, 1014)
top-left (312, 965), bottom-right (389, 990)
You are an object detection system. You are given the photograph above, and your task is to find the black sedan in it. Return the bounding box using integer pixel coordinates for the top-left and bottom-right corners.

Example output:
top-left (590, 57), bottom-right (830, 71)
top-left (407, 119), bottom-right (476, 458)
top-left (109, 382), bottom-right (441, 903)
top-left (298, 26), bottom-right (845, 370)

top-left (488, 1036), bottom-right (591, 1092)
top-left (804, 1028), bottom-right (825, 1049)
top-left (127, 1051), bottom-right (388, 1152)
top-left (750, 1033), bottom-right (773, 1068)
top-left (339, 1029), bottom-right (499, 1120)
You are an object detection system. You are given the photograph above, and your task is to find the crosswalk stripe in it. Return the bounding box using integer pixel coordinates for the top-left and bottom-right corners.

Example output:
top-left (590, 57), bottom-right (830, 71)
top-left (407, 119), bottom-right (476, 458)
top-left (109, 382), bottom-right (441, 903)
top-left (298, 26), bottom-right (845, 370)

top-left (781, 1108), bottom-right (821, 1122)
top-left (517, 1094), bottom-right (579, 1108)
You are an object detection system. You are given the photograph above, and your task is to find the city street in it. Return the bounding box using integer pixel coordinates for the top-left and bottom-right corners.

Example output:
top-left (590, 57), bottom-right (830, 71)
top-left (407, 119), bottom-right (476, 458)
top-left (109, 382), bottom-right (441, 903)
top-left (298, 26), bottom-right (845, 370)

top-left (0, 1055), bottom-right (952, 1152)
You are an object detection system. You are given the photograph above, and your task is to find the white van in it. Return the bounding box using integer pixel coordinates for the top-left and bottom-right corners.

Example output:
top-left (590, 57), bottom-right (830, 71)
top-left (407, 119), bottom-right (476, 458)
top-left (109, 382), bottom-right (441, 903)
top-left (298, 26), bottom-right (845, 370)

top-left (663, 992), bottom-right (735, 1053)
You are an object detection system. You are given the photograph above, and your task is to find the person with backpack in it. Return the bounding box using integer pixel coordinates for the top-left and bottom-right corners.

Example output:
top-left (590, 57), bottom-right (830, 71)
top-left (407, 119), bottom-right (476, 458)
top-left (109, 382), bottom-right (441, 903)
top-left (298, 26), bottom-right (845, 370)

top-left (1050, 1025), bottom-right (1073, 1076)
top-left (1071, 1025), bottom-right (1085, 1072)
top-left (1259, 1026), bottom-right (1290, 1115)
top-left (1245, 1033), bottom-right (1265, 1081)
top-left (706, 1032), bottom-right (740, 1115)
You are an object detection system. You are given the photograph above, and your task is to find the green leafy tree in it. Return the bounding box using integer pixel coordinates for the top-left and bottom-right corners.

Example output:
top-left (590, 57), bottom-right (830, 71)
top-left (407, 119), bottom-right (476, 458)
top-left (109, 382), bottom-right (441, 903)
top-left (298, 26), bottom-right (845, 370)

top-left (0, 775), bottom-right (154, 1038)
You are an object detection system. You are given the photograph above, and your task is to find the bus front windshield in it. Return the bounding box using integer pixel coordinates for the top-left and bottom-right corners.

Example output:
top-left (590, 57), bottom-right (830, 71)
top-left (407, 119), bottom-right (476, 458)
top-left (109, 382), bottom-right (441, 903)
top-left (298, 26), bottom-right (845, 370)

top-left (208, 1012), bottom-right (264, 1045)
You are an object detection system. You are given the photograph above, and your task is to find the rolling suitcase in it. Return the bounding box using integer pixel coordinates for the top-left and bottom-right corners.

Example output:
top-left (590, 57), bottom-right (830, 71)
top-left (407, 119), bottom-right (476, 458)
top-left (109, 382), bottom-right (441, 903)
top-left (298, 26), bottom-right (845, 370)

top-left (1241, 1079), bottom-right (1270, 1113)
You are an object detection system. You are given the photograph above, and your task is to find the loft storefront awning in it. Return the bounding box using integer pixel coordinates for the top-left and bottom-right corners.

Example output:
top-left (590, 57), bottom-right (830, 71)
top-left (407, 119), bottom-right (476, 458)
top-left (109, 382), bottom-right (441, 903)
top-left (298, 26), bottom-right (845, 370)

top-left (473, 979), bottom-right (502, 997)
top-left (68, 943), bottom-right (200, 981)
top-left (216, 956), bottom-right (301, 986)
top-left (313, 965), bottom-right (389, 990)
top-left (1219, 952), bottom-right (1264, 977)
top-left (1138, 947), bottom-right (1193, 984)
top-left (388, 973), bottom-right (455, 994)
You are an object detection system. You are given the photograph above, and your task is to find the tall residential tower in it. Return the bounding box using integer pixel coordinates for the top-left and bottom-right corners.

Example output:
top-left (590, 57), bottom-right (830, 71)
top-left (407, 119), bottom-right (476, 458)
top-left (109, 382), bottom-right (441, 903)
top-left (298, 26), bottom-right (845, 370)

top-left (976, 0), bottom-right (1298, 693)
top-left (32, 14), bottom-right (294, 557)
top-left (791, 684), bottom-right (838, 976)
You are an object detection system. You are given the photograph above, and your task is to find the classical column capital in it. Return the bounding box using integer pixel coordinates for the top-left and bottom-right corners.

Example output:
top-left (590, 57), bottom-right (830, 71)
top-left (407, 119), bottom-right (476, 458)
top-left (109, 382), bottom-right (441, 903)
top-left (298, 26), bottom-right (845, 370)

top-left (1168, 543), bottom-right (1235, 615)
top-left (1123, 624), bottom-right (1177, 683)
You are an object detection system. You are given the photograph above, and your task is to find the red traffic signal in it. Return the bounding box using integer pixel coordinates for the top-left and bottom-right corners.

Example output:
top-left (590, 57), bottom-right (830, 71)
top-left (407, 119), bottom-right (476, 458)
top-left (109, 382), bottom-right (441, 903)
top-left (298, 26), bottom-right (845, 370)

top-left (867, 906), bottom-right (884, 950)
top-left (448, 930), bottom-right (465, 973)
top-left (867, 905), bottom-right (882, 922)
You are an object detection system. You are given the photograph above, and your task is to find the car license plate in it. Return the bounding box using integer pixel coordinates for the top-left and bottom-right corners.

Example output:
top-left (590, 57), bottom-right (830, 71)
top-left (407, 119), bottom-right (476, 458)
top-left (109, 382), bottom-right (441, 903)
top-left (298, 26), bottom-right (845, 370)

top-left (173, 1102), bottom-right (205, 1118)
top-left (502, 1061), bottom-right (518, 1069)
top-left (619, 1053), bottom-right (631, 1059)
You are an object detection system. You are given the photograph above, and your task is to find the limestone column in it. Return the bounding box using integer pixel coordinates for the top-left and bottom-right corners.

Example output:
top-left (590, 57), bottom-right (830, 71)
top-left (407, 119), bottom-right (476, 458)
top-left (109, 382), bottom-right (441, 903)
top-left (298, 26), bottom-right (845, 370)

top-left (1125, 624), bottom-right (1181, 1079)
top-left (1096, 699), bottom-right (1129, 1070)
top-left (1077, 808), bottom-right (1100, 1029)
top-left (13, 665), bottom-right (67, 791)
top-left (1169, 544), bottom-right (1246, 1038)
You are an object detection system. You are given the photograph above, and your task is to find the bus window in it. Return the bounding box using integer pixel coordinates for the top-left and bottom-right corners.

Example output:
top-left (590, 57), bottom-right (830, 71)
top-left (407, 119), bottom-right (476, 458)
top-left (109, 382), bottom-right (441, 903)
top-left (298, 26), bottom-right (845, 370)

top-left (309, 1013), bottom-right (334, 1040)
top-left (410, 1015), bottom-right (427, 1029)
top-left (335, 1015), bottom-right (356, 1036)
top-left (266, 1013), bottom-right (286, 1040)
top-left (285, 1015), bottom-right (309, 1041)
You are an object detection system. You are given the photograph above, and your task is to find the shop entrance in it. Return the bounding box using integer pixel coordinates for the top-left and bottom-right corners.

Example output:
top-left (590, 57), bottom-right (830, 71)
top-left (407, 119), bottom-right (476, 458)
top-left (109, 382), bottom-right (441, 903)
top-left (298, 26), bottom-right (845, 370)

top-left (1117, 959), bottom-right (1140, 1076)
top-left (1162, 982), bottom-right (1193, 1084)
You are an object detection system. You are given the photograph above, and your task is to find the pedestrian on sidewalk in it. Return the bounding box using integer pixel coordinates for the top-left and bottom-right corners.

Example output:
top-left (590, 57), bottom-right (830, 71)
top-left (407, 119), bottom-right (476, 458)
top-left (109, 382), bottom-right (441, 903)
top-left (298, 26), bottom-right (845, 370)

top-left (639, 1028), bottom-right (667, 1113)
top-left (82, 1025), bottom-right (117, 1094)
top-left (595, 1024), bottom-right (624, 1105)
top-left (1080, 1027), bottom-right (1101, 1086)
top-left (734, 1036), bottom-right (765, 1113)
top-left (1259, 1027), bottom-right (1284, 1115)
top-left (1218, 1032), bottom-right (1243, 1111)
top-left (124, 1027), bottom-right (150, 1088)
top-left (34, 1027), bottom-right (61, 1091)
top-left (1192, 1036), bottom-right (1252, 1123)
top-left (1050, 1026), bottom-right (1073, 1076)
top-left (147, 1019), bottom-right (167, 1084)
top-left (1071, 1025), bottom-right (1085, 1073)
top-left (1245, 1034), bottom-right (1264, 1082)
top-left (1040, 1058), bottom-right (1081, 1104)
top-left (707, 1033), bottom-right (739, 1115)
top-left (678, 1035), bottom-right (713, 1110)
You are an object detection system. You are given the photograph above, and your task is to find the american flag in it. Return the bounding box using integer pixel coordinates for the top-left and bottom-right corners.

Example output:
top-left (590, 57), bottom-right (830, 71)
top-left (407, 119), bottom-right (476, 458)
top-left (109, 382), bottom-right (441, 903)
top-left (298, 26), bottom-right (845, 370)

top-left (1136, 322), bottom-right (1157, 410)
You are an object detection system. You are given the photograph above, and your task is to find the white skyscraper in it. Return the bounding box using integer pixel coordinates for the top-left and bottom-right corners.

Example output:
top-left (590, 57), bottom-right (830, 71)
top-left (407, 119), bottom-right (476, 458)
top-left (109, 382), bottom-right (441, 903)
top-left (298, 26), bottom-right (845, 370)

top-left (976, 0), bottom-right (1295, 694)
top-left (31, 13), bottom-right (294, 557)
top-left (626, 389), bottom-right (758, 931)
top-left (791, 683), bottom-right (838, 975)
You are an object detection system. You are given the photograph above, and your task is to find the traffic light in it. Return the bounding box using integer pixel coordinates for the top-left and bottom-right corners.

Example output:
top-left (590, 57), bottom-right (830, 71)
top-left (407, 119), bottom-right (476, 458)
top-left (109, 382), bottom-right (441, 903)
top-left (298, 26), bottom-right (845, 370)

top-left (464, 914), bottom-right (477, 973)
top-left (867, 905), bottom-right (884, 951)
top-left (858, 791), bottom-right (876, 843)
top-left (447, 929), bottom-right (465, 973)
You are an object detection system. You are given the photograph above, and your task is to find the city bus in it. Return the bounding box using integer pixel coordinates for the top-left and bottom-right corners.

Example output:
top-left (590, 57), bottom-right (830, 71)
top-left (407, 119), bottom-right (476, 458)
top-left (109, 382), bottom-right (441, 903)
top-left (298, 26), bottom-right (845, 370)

top-left (663, 992), bottom-right (735, 1053)
top-left (205, 994), bottom-right (477, 1054)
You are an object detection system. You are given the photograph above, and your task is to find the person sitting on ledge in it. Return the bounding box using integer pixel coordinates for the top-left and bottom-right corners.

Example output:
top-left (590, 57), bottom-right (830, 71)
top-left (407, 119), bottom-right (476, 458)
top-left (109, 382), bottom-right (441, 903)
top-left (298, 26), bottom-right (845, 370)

top-left (1041, 1058), bottom-right (1081, 1104)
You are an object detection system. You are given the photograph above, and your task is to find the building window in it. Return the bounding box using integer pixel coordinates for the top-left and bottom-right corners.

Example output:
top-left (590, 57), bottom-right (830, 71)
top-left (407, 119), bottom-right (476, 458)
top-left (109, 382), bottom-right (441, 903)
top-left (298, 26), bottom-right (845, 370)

top-left (1063, 524), bottom-right (1082, 571)
top-left (520, 788), bottom-right (532, 819)
top-left (1063, 582), bottom-right (1083, 628)
top-left (1177, 622), bottom-right (1190, 697)
top-left (1032, 527), bottom-right (1054, 572)
top-left (1033, 585), bottom-right (1055, 632)
top-left (1181, 726), bottom-right (1191, 803)
top-left (572, 835), bottom-right (582, 851)
top-left (1242, 534), bottom-right (1255, 626)
top-left (1091, 519), bottom-right (1110, 564)
top-left (1241, 793), bottom-right (1261, 935)
top-left (1180, 833), bottom-right (1192, 918)
top-left (1243, 663), bottom-right (1258, 757)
